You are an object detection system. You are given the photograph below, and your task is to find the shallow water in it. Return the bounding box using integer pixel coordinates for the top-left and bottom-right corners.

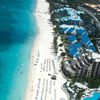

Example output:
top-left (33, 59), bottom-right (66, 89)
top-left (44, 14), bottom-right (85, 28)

top-left (0, 0), bottom-right (37, 100)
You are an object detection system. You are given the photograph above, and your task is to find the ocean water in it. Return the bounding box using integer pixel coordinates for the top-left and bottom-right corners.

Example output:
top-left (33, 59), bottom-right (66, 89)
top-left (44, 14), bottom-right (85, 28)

top-left (0, 0), bottom-right (37, 100)
top-left (84, 92), bottom-right (100, 100)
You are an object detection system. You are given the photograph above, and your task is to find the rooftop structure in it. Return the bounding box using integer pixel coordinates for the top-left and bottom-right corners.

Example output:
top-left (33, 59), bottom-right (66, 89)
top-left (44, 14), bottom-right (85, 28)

top-left (53, 7), bottom-right (84, 25)
top-left (62, 53), bottom-right (100, 79)
top-left (48, 0), bottom-right (100, 99)
top-left (67, 35), bottom-right (77, 43)
top-left (84, 3), bottom-right (100, 13)
top-left (60, 24), bottom-right (97, 55)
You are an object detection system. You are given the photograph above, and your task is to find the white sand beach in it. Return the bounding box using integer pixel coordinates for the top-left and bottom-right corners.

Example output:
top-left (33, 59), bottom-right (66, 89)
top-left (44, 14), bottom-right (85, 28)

top-left (25, 0), bottom-right (69, 100)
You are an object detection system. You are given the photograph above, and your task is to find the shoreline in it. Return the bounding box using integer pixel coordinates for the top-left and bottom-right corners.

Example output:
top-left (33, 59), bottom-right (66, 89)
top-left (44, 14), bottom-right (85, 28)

top-left (25, 0), bottom-right (69, 100)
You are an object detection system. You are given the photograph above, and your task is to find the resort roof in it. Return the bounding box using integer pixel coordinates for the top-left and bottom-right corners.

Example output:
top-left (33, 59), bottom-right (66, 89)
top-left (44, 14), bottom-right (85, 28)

top-left (91, 52), bottom-right (100, 62)
top-left (53, 7), bottom-right (71, 13)
top-left (80, 34), bottom-right (96, 52)
top-left (77, 28), bottom-right (86, 36)
top-left (60, 24), bottom-right (96, 54)
top-left (60, 27), bottom-right (68, 33)
top-left (73, 42), bottom-right (82, 49)
top-left (74, 82), bottom-right (87, 89)
top-left (56, 15), bottom-right (82, 22)
top-left (68, 43), bottom-right (81, 58)
top-left (69, 46), bottom-right (78, 55)
top-left (53, 7), bottom-right (83, 23)
top-left (88, 46), bottom-right (96, 52)
top-left (69, 49), bottom-right (80, 58)
top-left (60, 24), bottom-right (78, 28)
top-left (67, 35), bottom-right (77, 43)
top-left (55, 17), bottom-right (68, 22)
top-left (68, 15), bottom-right (82, 21)
top-left (80, 34), bottom-right (89, 44)
top-left (56, 7), bottom-right (96, 57)
top-left (60, 26), bottom-right (76, 34)
top-left (65, 27), bottom-right (75, 33)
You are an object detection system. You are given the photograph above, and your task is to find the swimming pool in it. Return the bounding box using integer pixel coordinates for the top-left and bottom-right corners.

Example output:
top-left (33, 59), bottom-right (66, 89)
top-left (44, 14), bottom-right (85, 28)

top-left (84, 92), bottom-right (100, 100)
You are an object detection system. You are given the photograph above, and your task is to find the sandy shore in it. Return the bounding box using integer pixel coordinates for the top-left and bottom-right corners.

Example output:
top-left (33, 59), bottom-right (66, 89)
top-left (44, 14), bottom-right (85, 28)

top-left (25, 0), bottom-right (69, 100)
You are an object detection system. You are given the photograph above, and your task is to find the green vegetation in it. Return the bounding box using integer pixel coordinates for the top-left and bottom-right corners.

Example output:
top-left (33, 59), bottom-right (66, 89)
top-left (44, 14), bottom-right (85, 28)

top-left (60, 34), bottom-right (67, 43)
top-left (71, 76), bottom-right (100, 88)
top-left (53, 26), bottom-right (59, 33)
top-left (76, 89), bottom-right (85, 100)
top-left (77, 0), bottom-right (99, 4)
top-left (67, 0), bottom-right (99, 5)
top-left (47, 0), bottom-right (100, 96)
top-left (53, 36), bottom-right (58, 53)
top-left (47, 0), bottom-right (67, 12)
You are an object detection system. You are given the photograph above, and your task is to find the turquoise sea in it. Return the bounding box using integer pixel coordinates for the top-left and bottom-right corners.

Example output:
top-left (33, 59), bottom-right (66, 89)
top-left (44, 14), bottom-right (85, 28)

top-left (0, 0), bottom-right (37, 100)
top-left (84, 92), bottom-right (100, 100)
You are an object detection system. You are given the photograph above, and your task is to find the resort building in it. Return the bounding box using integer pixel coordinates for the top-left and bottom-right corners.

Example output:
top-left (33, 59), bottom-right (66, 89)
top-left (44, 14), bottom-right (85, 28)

top-left (47, 0), bottom-right (100, 99)
top-left (54, 7), bottom-right (100, 79)
top-left (53, 7), bottom-right (84, 25)
top-left (49, 0), bottom-right (100, 86)
top-left (62, 51), bottom-right (100, 79)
